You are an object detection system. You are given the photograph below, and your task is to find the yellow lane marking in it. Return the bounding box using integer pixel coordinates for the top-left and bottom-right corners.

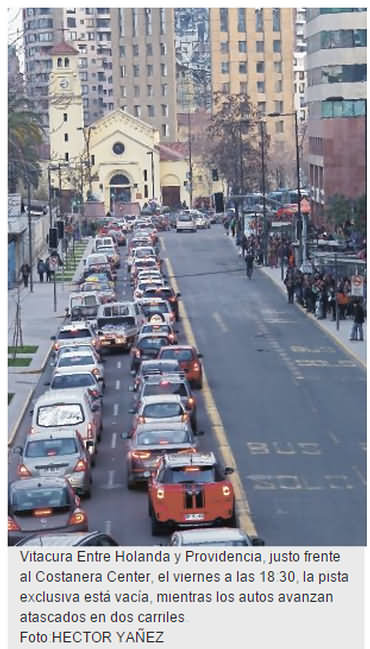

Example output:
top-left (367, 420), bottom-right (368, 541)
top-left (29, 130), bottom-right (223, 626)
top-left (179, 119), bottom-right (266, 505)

top-left (212, 311), bottom-right (229, 333)
top-left (164, 249), bottom-right (257, 536)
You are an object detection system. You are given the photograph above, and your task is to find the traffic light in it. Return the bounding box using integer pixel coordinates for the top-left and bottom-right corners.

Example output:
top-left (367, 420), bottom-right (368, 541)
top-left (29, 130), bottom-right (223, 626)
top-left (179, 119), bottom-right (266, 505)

top-left (212, 169), bottom-right (219, 182)
top-left (48, 227), bottom-right (58, 249)
top-left (214, 192), bottom-right (224, 213)
top-left (56, 220), bottom-right (64, 239)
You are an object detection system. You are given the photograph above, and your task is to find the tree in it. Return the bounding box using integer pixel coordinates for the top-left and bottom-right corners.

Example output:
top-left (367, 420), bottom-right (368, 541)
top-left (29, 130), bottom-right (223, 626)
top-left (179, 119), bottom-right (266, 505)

top-left (8, 87), bottom-right (44, 192)
top-left (325, 193), bottom-right (366, 237)
top-left (202, 92), bottom-right (268, 194)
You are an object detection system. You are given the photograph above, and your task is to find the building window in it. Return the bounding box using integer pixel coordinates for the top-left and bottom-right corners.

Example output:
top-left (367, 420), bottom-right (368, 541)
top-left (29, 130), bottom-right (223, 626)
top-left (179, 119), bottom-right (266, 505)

top-left (79, 71), bottom-right (88, 81)
top-left (147, 64), bottom-right (153, 76)
top-left (272, 8), bottom-right (280, 32)
top-left (273, 40), bottom-right (281, 53)
top-left (161, 63), bottom-right (167, 76)
top-left (220, 41), bottom-right (229, 53)
top-left (221, 61), bottom-right (229, 74)
top-left (321, 98), bottom-right (366, 118)
top-left (239, 62), bottom-right (247, 74)
top-left (64, 133), bottom-right (68, 142)
top-left (121, 86), bottom-right (127, 97)
top-left (257, 81), bottom-right (265, 93)
top-left (63, 113), bottom-right (68, 122)
top-left (120, 45), bottom-right (125, 56)
top-left (145, 8), bottom-right (152, 36)
top-left (275, 120), bottom-right (284, 133)
top-left (238, 8), bottom-right (246, 32)
top-left (91, 154), bottom-right (95, 166)
top-left (134, 105), bottom-right (141, 118)
top-left (160, 42), bottom-right (167, 56)
top-left (144, 169), bottom-right (148, 181)
top-left (147, 84), bottom-right (153, 96)
top-left (67, 17), bottom-right (76, 27)
top-left (274, 61), bottom-right (282, 73)
top-left (134, 85), bottom-right (140, 97)
top-left (160, 8), bottom-right (166, 34)
top-left (256, 41), bottom-right (264, 52)
top-left (88, 32), bottom-right (95, 40)
top-left (257, 101), bottom-right (266, 115)
top-left (255, 9), bottom-right (263, 32)
top-left (222, 82), bottom-right (230, 94)
top-left (120, 65), bottom-right (126, 77)
top-left (256, 61), bottom-right (264, 73)
top-left (161, 83), bottom-right (168, 96)
top-left (144, 185), bottom-right (149, 198)
top-left (65, 152), bottom-right (69, 161)
top-left (161, 104), bottom-right (168, 117)
top-left (113, 141), bottom-right (125, 155)
top-left (240, 81), bottom-right (248, 93)
top-left (133, 64), bottom-right (140, 77)
top-left (219, 8), bottom-right (228, 32)
top-left (147, 43), bottom-right (153, 56)
top-left (132, 8), bottom-right (138, 37)
top-left (275, 79), bottom-right (283, 92)
top-left (133, 44), bottom-right (139, 56)
top-left (147, 105), bottom-right (155, 117)
top-left (274, 100), bottom-right (283, 113)
top-left (299, 71), bottom-right (305, 80)
top-left (238, 41), bottom-right (247, 53)
top-left (162, 123), bottom-right (169, 137)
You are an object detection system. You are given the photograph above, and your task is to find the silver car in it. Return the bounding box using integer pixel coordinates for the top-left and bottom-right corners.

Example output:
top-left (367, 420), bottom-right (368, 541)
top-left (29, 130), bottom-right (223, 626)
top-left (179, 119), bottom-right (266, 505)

top-left (169, 527), bottom-right (265, 546)
top-left (14, 430), bottom-right (92, 497)
top-left (48, 370), bottom-right (103, 399)
top-left (54, 350), bottom-right (105, 387)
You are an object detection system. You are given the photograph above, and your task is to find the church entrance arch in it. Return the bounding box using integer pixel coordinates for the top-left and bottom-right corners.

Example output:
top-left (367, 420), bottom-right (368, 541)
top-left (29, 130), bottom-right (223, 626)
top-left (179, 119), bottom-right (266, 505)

top-left (109, 173), bottom-right (131, 210)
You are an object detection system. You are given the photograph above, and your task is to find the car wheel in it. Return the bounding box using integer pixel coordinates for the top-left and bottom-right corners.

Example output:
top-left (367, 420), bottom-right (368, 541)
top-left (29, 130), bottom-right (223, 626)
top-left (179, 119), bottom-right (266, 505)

top-left (148, 499), bottom-right (153, 517)
top-left (191, 416), bottom-right (197, 433)
top-left (127, 471), bottom-right (136, 490)
top-left (226, 505), bottom-right (237, 528)
top-left (176, 229), bottom-right (179, 233)
top-left (194, 379), bottom-right (203, 390)
top-left (84, 486), bottom-right (91, 499)
top-left (151, 512), bottom-right (166, 536)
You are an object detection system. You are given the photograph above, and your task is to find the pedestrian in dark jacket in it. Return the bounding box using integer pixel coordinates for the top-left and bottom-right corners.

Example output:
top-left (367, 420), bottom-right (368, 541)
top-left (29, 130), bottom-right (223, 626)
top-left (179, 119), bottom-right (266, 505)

top-left (45, 258), bottom-right (52, 282)
top-left (37, 259), bottom-right (46, 283)
top-left (20, 263), bottom-right (31, 288)
top-left (245, 250), bottom-right (254, 279)
top-left (350, 301), bottom-right (365, 341)
top-left (284, 272), bottom-right (295, 304)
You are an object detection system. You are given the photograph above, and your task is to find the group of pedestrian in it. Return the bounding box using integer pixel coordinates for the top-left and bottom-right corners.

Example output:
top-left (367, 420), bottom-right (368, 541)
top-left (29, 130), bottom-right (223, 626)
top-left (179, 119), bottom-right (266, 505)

top-left (20, 257), bottom-right (57, 287)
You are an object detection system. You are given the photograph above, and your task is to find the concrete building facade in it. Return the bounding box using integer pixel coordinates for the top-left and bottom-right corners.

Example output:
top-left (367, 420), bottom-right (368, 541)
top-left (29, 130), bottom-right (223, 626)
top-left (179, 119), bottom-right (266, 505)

top-left (294, 8), bottom-right (307, 122)
top-left (305, 8), bottom-right (367, 224)
top-left (209, 8), bottom-right (296, 156)
top-left (111, 8), bottom-right (177, 142)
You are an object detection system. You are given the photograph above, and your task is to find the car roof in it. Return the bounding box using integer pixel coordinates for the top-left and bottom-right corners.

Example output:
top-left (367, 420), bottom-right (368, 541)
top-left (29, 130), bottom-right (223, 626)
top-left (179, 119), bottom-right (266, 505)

top-left (59, 323), bottom-right (92, 332)
top-left (57, 350), bottom-right (94, 358)
top-left (164, 452), bottom-right (216, 467)
top-left (52, 370), bottom-right (95, 378)
top-left (134, 421), bottom-right (190, 433)
top-left (35, 388), bottom-right (89, 404)
top-left (142, 374), bottom-right (186, 385)
top-left (10, 476), bottom-right (68, 490)
top-left (139, 359), bottom-right (180, 371)
top-left (141, 394), bottom-right (183, 404)
top-left (173, 528), bottom-right (248, 543)
top-left (160, 345), bottom-right (194, 352)
top-left (24, 429), bottom-right (81, 442)
top-left (15, 532), bottom-right (117, 546)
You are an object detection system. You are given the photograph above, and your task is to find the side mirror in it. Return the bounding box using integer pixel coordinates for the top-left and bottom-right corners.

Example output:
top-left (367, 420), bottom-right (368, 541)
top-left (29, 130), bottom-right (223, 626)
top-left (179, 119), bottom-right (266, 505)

top-left (224, 467), bottom-right (234, 475)
top-left (13, 446), bottom-right (23, 455)
top-left (97, 330), bottom-right (103, 336)
top-left (120, 431), bottom-right (130, 440)
top-left (128, 408), bottom-right (136, 414)
top-left (50, 335), bottom-right (56, 341)
top-left (194, 430), bottom-right (204, 436)
top-left (130, 370), bottom-right (136, 376)
top-left (44, 382), bottom-right (50, 386)
top-left (175, 330), bottom-right (179, 334)
top-left (91, 404), bottom-right (100, 412)
top-left (251, 537), bottom-right (265, 546)
top-left (197, 353), bottom-right (203, 358)
top-left (177, 293), bottom-right (181, 297)
top-left (128, 386), bottom-right (135, 392)
top-left (29, 409), bottom-right (34, 415)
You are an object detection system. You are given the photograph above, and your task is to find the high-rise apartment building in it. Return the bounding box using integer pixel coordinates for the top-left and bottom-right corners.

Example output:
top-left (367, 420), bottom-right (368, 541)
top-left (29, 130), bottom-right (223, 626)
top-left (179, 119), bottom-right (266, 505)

top-left (209, 8), bottom-right (295, 153)
top-left (294, 8), bottom-right (307, 122)
top-left (111, 8), bottom-right (177, 141)
top-left (22, 7), bottom-right (114, 129)
top-left (305, 8), bottom-right (366, 223)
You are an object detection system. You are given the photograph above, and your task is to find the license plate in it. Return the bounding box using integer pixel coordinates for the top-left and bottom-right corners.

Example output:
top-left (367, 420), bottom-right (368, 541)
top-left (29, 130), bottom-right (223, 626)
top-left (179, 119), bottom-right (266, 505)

top-left (185, 513), bottom-right (204, 521)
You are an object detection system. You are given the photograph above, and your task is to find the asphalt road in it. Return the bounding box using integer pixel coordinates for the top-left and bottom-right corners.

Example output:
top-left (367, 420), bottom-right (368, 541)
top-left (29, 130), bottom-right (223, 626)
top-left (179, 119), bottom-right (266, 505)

top-left (9, 225), bottom-right (366, 545)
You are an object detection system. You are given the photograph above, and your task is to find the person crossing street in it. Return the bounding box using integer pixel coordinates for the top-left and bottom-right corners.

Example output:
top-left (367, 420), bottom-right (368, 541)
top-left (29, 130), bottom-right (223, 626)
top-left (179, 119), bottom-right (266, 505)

top-left (245, 249), bottom-right (254, 280)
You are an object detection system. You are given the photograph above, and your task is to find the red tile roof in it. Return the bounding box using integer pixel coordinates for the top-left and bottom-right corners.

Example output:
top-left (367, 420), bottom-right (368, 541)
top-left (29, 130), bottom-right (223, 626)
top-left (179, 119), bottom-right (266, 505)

top-left (159, 142), bottom-right (188, 161)
top-left (50, 41), bottom-right (79, 56)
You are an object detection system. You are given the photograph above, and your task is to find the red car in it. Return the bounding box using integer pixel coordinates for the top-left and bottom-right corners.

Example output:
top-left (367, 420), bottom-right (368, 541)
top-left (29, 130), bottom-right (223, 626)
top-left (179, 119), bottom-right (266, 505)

top-left (148, 452), bottom-right (235, 535)
top-left (158, 345), bottom-right (203, 388)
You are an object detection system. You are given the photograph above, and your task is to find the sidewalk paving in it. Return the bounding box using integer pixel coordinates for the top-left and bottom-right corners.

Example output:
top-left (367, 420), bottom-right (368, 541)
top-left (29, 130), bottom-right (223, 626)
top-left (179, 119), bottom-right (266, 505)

top-left (224, 232), bottom-right (367, 369)
top-left (7, 238), bottom-right (93, 445)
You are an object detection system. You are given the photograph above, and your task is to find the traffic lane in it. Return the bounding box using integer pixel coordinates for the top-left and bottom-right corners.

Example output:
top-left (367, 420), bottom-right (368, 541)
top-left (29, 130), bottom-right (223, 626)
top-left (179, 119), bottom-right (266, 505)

top-left (161, 227), bottom-right (366, 545)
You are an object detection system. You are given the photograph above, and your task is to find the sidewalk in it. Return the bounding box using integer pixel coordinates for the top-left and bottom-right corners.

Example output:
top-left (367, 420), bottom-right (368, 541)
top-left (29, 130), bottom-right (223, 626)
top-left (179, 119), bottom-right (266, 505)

top-left (7, 237), bottom-right (93, 444)
top-left (225, 232), bottom-right (367, 369)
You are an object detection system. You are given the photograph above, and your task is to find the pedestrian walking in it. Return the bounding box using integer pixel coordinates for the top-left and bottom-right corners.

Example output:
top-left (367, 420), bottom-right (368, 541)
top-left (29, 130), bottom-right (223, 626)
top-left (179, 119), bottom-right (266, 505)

top-left (223, 217), bottom-right (230, 236)
top-left (245, 249), bottom-right (254, 280)
top-left (20, 263), bottom-right (31, 288)
top-left (284, 272), bottom-right (295, 304)
top-left (350, 300), bottom-right (365, 341)
top-left (37, 258), bottom-right (46, 283)
top-left (45, 257), bottom-right (52, 282)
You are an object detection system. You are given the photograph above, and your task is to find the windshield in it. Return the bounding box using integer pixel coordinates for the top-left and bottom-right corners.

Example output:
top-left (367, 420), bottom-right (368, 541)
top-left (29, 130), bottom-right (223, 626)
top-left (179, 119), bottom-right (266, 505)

top-left (143, 403), bottom-right (183, 419)
top-left (11, 487), bottom-right (71, 511)
top-left (164, 467), bottom-right (216, 483)
top-left (179, 215), bottom-right (192, 222)
top-left (37, 404), bottom-right (84, 427)
top-left (144, 383), bottom-right (188, 397)
top-left (71, 306), bottom-right (98, 320)
top-left (25, 438), bottom-right (78, 458)
top-left (136, 429), bottom-right (190, 445)
top-left (51, 374), bottom-right (95, 389)
top-left (161, 348), bottom-right (193, 361)
top-left (58, 329), bottom-right (91, 339)
top-left (139, 337), bottom-right (168, 349)
top-left (135, 248), bottom-right (154, 258)
top-left (58, 356), bottom-right (94, 367)
top-left (97, 316), bottom-right (135, 328)
top-left (142, 325), bottom-right (169, 335)
top-left (142, 304), bottom-right (169, 316)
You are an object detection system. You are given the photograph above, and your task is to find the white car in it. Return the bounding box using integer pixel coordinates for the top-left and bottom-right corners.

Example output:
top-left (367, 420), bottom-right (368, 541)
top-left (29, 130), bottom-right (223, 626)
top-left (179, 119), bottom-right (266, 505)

top-left (136, 297), bottom-right (175, 325)
top-left (176, 213), bottom-right (196, 233)
top-left (169, 527), bottom-right (265, 546)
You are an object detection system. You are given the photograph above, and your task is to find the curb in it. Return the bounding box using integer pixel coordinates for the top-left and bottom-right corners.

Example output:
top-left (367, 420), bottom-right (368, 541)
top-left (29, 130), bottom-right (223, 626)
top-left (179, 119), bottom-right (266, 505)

top-left (8, 387), bottom-right (34, 446)
top-left (259, 267), bottom-right (366, 370)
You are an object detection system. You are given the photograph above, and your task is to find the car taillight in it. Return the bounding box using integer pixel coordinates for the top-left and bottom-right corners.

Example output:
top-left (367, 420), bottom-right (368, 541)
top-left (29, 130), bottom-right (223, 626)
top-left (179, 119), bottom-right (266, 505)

top-left (138, 416), bottom-right (146, 424)
top-left (169, 297), bottom-right (176, 302)
top-left (74, 459), bottom-right (88, 472)
top-left (156, 487), bottom-right (165, 499)
top-left (53, 342), bottom-right (60, 351)
top-left (33, 508), bottom-right (52, 517)
top-left (169, 313), bottom-right (175, 322)
top-left (92, 367), bottom-right (100, 376)
top-left (68, 509), bottom-right (88, 526)
top-left (187, 397), bottom-right (195, 407)
top-left (17, 464), bottom-right (32, 478)
top-left (222, 485), bottom-right (231, 496)
top-left (181, 413), bottom-right (189, 422)
top-left (8, 517), bottom-right (20, 531)
top-left (169, 334), bottom-right (175, 342)
top-left (131, 450), bottom-right (151, 459)
top-left (87, 423), bottom-right (94, 439)
top-left (135, 350), bottom-right (141, 358)
top-left (91, 339), bottom-right (97, 346)
top-left (192, 362), bottom-right (200, 371)
top-left (29, 426), bottom-right (35, 435)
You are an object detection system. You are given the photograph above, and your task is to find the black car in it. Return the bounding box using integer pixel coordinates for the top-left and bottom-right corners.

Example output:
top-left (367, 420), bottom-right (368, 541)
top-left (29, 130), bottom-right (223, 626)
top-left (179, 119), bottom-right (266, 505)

top-left (15, 531), bottom-right (119, 546)
top-left (8, 477), bottom-right (88, 546)
top-left (130, 335), bottom-right (171, 373)
top-left (142, 286), bottom-right (181, 321)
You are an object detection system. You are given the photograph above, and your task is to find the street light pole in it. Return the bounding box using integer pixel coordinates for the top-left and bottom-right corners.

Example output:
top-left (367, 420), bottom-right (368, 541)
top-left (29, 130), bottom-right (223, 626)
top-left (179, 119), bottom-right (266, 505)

top-left (27, 183), bottom-right (33, 293)
top-left (294, 110), bottom-right (303, 265)
top-left (146, 151), bottom-right (155, 200)
top-left (187, 110), bottom-right (193, 209)
top-left (259, 120), bottom-right (268, 265)
top-left (58, 163), bottom-right (62, 219)
top-left (47, 166), bottom-right (53, 228)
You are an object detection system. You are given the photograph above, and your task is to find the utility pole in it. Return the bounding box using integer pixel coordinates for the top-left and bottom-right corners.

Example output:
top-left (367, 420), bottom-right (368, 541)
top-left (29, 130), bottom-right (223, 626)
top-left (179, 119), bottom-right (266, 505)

top-left (294, 110), bottom-right (303, 265)
top-left (188, 110), bottom-right (193, 209)
top-left (47, 166), bottom-right (53, 227)
top-left (27, 183), bottom-right (33, 293)
top-left (58, 163), bottom-right (62, 219)
top-left (146, 151), bottom-right (155, 200)
top-left (259, 120), bottom-right (268, 265)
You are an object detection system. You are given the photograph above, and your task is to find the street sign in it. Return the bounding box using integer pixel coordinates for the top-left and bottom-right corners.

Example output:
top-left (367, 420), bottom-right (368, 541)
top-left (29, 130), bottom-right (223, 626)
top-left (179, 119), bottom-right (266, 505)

top-left (351, 275), bottom-right (364, 297)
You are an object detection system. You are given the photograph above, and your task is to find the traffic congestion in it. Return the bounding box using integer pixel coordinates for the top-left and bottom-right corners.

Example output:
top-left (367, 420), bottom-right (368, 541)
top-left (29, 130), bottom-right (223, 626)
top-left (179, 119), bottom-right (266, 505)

top-left (9, 209), bottom-right (264, 548)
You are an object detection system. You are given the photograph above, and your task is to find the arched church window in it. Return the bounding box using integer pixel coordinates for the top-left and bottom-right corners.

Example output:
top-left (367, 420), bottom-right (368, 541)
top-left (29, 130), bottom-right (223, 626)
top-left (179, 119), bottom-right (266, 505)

top-left (110, 174), bottom-right (130, 185)
top-left (57, 57), bottom-right (63, 67)
top-left (64, 57), bottom-right (70, 67)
